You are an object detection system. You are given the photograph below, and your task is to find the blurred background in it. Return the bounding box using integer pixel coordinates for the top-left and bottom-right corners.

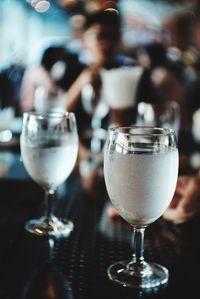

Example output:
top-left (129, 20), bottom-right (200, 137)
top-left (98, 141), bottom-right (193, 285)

top-left (0, 0), bottom-right (193, 67)
top-left (0, 0), bottom-right (198, 65)
top-left (1, 0), bottom-right (200, 155)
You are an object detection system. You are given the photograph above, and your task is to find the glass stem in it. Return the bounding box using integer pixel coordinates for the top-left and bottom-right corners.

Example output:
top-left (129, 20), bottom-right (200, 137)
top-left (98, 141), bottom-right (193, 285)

top-left (44, 189), bottom-right (54, 222)
top-left (134, 227), bottom-right (145, 264)
top-left (127, 227), bottom-right (149, 274)
top-left (131, 228), bottom-right (136, 262)
top-left (91, 116), bottom-right (101, 130)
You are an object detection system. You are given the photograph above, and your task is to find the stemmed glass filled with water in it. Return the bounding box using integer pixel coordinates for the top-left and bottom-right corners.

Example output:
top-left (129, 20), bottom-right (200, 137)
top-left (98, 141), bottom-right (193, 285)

top-left (20, 112), bottom-right (78, 237)
top-left (104, 126), bottom-right (178, 289)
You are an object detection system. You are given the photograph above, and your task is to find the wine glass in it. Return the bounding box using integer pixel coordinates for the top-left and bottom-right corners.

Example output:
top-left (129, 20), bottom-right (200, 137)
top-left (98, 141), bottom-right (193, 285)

top-left (20, 112), bottom-right (78, 237)
top-left (34, 85), bottom-right (66, 113)
top-left (81, 83), bottom-right (109, 153)
top-left (81, 83), bottom-right (109, 130)
top-left (136, 101), bottom-right (180, 139)
top-left (104, 126), bottom-right (178, 288)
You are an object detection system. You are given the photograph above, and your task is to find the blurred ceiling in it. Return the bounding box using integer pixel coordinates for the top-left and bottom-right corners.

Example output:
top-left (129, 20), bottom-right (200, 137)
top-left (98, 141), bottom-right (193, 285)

top-left (22, 0), bottom-right (200, 18)
top-left (56, 0), bottom-right (200, 12)
top-left (24, 0), bottom-right (119, 15)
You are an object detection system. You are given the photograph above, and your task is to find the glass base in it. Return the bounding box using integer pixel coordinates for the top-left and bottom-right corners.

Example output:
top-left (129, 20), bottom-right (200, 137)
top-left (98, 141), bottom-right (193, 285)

top-left (107, 260), bottom-right (169, 289)
top-left (25, 215), bottom-right (74, 238)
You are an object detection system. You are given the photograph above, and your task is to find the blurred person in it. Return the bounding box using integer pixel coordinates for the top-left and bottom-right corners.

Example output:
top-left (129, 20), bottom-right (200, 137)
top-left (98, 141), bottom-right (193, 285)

top-left (20, 46), bottom-right (83, 113)
top-left (20, 46), bottom-right (64, 112)
top-left (136, 42), bottom-right (190, 135)
top-left (64, 9), bottom-right (139, 140)
top-left (149, 64), bottom-right (189, 135)
top-left (163, 4), bottom-right (200, 53)
top-left (136, 42), bottom-right (168, 70)
top-left (163, 6), bottom-right (200, 133)
top-left (163, 174), bottom-right (200, 224)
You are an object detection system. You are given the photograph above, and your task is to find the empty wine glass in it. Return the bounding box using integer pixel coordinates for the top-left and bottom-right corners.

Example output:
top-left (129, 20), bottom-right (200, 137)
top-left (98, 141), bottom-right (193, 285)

top-left (136, 101), bottom-right (180, 139)
top-left (104, 126), bottom-right (178, 288)
top-left (81, 83), bottom-right (109, 130)
top-left (20, 112), bottom-right (78, 237)
top-left (81, 83), bottom-right (109, 153)
top-left (34, 85), bottom-right (66, 113)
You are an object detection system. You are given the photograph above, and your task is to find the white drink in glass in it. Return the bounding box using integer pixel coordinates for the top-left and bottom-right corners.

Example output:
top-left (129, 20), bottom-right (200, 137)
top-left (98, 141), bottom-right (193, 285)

top-left (104, 126), bottom-right (178, 289)
top-left (20, 141), bottom-right (78, 190)
top-left (104, 149), bottom-right (178, 226)
top-left (101, 66), bottom-right (143, 109)
top-left (20, 111), bottom-right (78, 238)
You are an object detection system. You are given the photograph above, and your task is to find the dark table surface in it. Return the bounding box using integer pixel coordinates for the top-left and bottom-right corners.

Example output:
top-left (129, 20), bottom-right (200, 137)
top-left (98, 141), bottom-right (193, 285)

top-left (0, 134), bottom-right (200, 299)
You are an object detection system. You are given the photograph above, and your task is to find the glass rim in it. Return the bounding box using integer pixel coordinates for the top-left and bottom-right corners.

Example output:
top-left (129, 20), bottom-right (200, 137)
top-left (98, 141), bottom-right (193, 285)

top-left (109, 125), bottom-right (176, 137)
top-left (23, 111), bottom-right (75, 120)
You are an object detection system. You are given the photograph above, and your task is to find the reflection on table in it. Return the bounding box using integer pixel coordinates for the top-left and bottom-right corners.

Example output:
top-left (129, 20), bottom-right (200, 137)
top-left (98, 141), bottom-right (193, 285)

top-left (0, 126), bottom-right (200, 299)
